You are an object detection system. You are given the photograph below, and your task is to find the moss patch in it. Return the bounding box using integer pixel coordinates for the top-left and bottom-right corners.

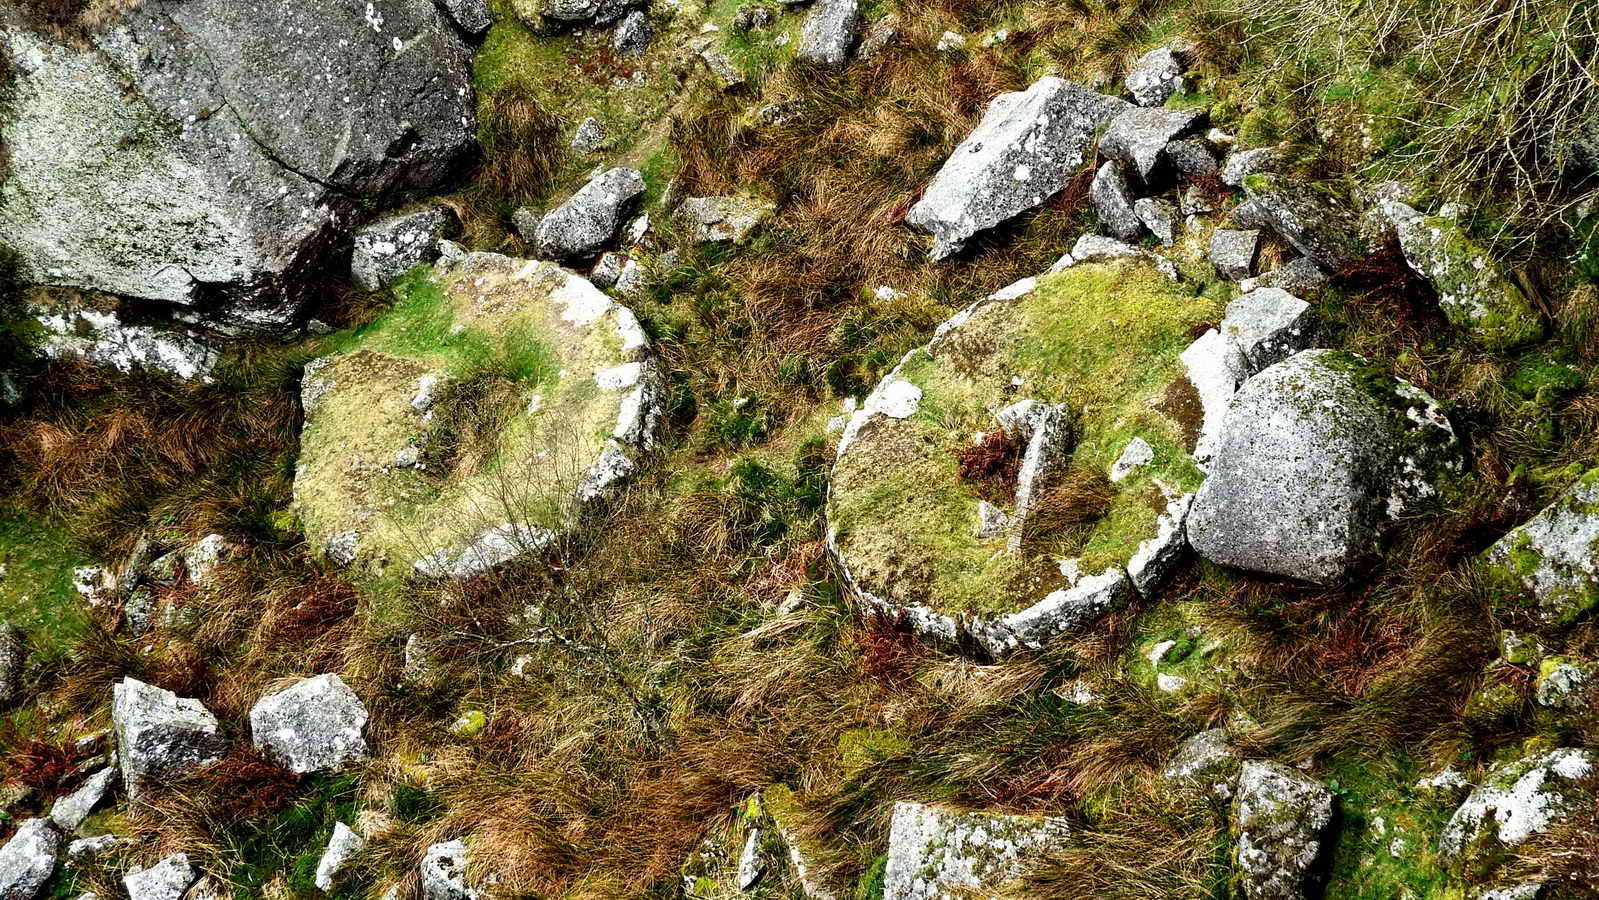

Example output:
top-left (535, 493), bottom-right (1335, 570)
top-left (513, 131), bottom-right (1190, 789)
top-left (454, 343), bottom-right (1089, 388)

top-left (0, 507), bottom-right (89, 658)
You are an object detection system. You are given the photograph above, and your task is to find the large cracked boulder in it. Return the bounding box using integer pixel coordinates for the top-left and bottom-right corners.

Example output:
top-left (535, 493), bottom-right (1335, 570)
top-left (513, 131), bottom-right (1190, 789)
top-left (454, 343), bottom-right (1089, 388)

top-left (0, 818), bottom-right (60, 900)
top-left (908, 77), bottom-right (1129, 259)
top-left (1482, 468), bottom-right (1599, 625)
top-left (294, 251), bottom-right (662, 579)
top-left (1188, 350), bottom-right (1461, 583)
top-left (0, 0), bottom-right (475, 332)
top-left (882, 801), bottom-right (1070, 900)
top-left (1386, 202), bottom-right (1544, 350)
top-left (829, 258), bottom-right (1214, 654)
top-left (1231, 761), bottom-right (1333, 900)
top-left (111, 677), bottom-right (225, 800)
top-left (249, 674), bottom-right (369, 775)
top-left (1439, 749), bottom-right (1595, 874)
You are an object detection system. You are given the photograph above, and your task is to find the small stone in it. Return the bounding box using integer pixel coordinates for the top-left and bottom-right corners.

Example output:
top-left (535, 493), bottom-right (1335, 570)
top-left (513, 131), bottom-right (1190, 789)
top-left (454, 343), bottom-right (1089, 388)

top-left (1220, 287), bottom-right (1321, 374)
top-left (1162, 729), bottom-right (1241, 797)
top-left (0, 623), bottom-right (22, 709)
top-left (612, 10), bottom-right (651, 56)
top-left (1534, 657), bottom-right (1592, 710)
top-left (1156, 672), bottom-right (1188, 692)
top-left (123, 853), bottom-right (197, 900)
top-left (571, 117), bottom-right (607, 153)
top-left (422, 839), bottom-right (478, 900)
top-left (590, 252), bottom-right (627, 287)
top-left (935, 30), bottom-right (965, 51)
top-left (1100, 106), bottom-right (1208, 181)
top-left (66, 835), bottom-right (128, 863)
top-left (50, 767), bottom-right (118, 832)
top-left (1125, 42), bottom-right (1192, 107)
top-left (440, 0), bottom-right (493, 34)
top-left (351, 207), bottom-right (454, 291)
top-left (1439, 749), bottom-right (1594, 860)
top-left (1007, 403), bottom-right (1073, 554)
top-left (700, 48), bottom-right (746, 89)
top-left (736, 828), bottom-right (765, 890)
top-left (1070, 233), bottom-right (1144, 264)
top-left (1127, 493), bottom-right (1193, 597)
top-left (732, 3), bottom-right (773, 31)
top-left (113, 677), bottom-right (225, 800)
top-left (181, 534), bottom-right (229, 586)
top-left (1413, 768), bottom-right (1470, 801)
top-left (1223, 146), bottom-right (1277, 186)
top-left (1500, 631), bottom-right (1545, 666)
top-left (0, 818), bottom-right (60, 900)
top-left (1231, 761), bottom-right (1333, 900)
top-left (974, 500), bottom-right (1010, 538)
top-left (1481, 468), bottom-right (1599, 625)
top-left (1209, 228), bottom-right (1261, 280)
top-left (1241, 257), bottom-right (1327, 295)
top-left (249, 674), bottom-right (370, 775)
top-left (1092, 162), bottom-right (1143, 242)
top-left (315, 822), bottom-right (365, 892)
top-left (674, 196), bottom-right (775, 244)
top-left (1110, 437), bottom-right (1155, 482)
top-left (796, 0), bottom-right (858, 66)
top-left (1166, 138), bottom-right (1219, 177)
top-left (528, 167), bottom-right (647, 260)
top-left (855, 14), bottom-right (898, 58)
top-left (1134, 197), bottom-right (1179, 244)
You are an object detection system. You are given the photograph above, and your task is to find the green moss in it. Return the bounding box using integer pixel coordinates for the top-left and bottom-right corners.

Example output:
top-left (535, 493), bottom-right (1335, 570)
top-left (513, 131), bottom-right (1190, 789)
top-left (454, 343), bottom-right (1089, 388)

top-left (223, 775), bottom-right (362, 898)
top-left (853, 853), bottom-right (888, 900)
top-left (1320, 756), bottom-right (1454, 900)
top-left (1507, 352), bottom-right (1583, 403)
top-left (0, 507), bottom-right (89, 659)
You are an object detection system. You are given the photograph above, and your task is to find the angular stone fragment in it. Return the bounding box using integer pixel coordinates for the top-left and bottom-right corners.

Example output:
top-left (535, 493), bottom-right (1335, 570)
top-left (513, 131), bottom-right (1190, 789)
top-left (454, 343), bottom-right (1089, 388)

top-left (1439, 749), bottom-right (1595, 865)
top-left (528, 168), bottom-right (646, 260)
top-left (974, 501), bottom-right (1010, 539)
top-left (50, 767), bottom-right (118, 833)
top-left (250, 674), bottom-right (370, 775)
top-left (856, 14), bottom-right (899, 59)
top-left (1100, 107), bottom-right (1208, 181)
top-left (1223, 147), bottom-right (1277, 186)
top-left (422, 839), bottom-right (478, 899)
top-left (909, 78), bottom-right (1129, 259)
top-left (1534, 657), bottom-right (1593, 710)
top-left (675, 196), bottom-right (775, 244)
top-left (882, 801), bottom-right (1070, 900)
top-left (1166, 138), bottom-right (1219, 177)
top-left (1241, 257), bottom-right (1327, 295)
top-left (1092, 162), bottom-right (1143, 241)
top-left (1209, 228), bottom-right (1261, 280)
top-left (0, 623), bottom-right (22, 709)
top-left (352, 207), bottom-right (455, 292)
top-left (1162, 729), bottom-right (1241, 797)
top-left (1187, 350), bottom-right (1460, 583)
top-left (613, 10), bottom-right (651, 56)
top-left (797, 0), bottom-right (858, 67)
top-left (700, 48), bottom-right (746, 88)
top-left (1135, 197), bottom-right (1179, 244)
top-left (1220, 288), bottom-right (1321, 374)
top-left (572, 117), bottom-right (607, 153)
top-left (123, 853), bottom-right (196, 900)
top-left (1239, 175), bottom-right (1359, 270)
top-left (1006, 403), bottom-right (1074, 553)
top-left (1232, 761), bottom-right (1333, 900)
top-left (0, 818), bottom-right (60, 900)
top-left (1386, 202), bottom-right (1544, 350)
top-left (1127, 493), bottom-right (1193, 597)
top-left (1125, 43), bottom-right (1190, 107)
top-left (1180, 328), bottom-right (1245, 466)
top-left (315, 822), bottom-right (365, 892)
top-left (1482, 468), bottom-right (1599, 625)
top-left (1110, 437), bottom-right (1154, 482)
top-left (112, 678), bottom-right (225, 801)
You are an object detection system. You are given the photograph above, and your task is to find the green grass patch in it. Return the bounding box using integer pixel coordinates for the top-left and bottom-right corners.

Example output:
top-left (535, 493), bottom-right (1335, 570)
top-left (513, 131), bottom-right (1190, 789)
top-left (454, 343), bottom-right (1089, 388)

top-left (0, 508), bottom-right (89, 659)
top-left (222, 774), bottom-right (363, 899)
top-left (1320, 756), bottom-right (1455, 900)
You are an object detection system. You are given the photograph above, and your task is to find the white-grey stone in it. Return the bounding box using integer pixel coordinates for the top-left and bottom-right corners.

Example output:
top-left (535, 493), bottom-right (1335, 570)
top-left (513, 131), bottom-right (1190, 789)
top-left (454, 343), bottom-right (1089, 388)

top-left (571, 117), bottom-right (607, 154)
top-left (1210, 229), bottom-right (1261, 281)
top-left (908, 77), bottom-right (1129, 259)
top-left (1180, 328), bottom-right (1246, 467)
top-left (1166, 138), bottom-right (1219, 177)
top-left (1124, 43), bottom-right (1190, 107)
top-left (440, 0), bottom-right (493, 33)
top-left (1092, 162), bottom-right (1143, 241)
top-left (855, 14), bottom-right (899, 59)
top-left (112, 678), bottom-right (224, 800)
top-left (1535, 659), bottom-right (1592, 710)
top-left (1187, 350), bottom-right (1461, 584)
top-left (612, 10), bottom-right (652, 56)
top-left (526, 168), bottom-right (646, 260)
top-left (315, 822), bottom-right (365, 892)
top-left (1220, 288), bottom-right (1321, 375)
top-left (1479, 884), bottom-right (1544, 900)
top-left (1127, 493), bottom-right (1193, 597)
top-left (1006, 403), bottom-right (1073, 554)
top-left (1232, 761), bottom-right (1333, 900)
top-left (674, 196), bottom-right (775, 244)
top-left (1238, 175), bottom-right (1358, 271)
top-left (181, 534), bottom-right (229, 586)
top-left (970, 568), bottom-right (1135, 657)
top-left (882, 801), bottom-right (1070, 900)
top-left (33, 307), bottom-right (219, 380)
top-left (1481, 468), bottom-right (1599, 626)
top-left (123, 853), bottom-right (196, 900)
top-left (422, 839), bottom-right (478, 899)
top-left (590, 252), bottom-right (627, 287)
top-left (1161, 729), bottom-right (1241, 796)
top-left (1135, 197), bottom-right (1179, 244)
top-left (699, 48), bottom-right (746, 89)
top-left (935, 31), bottom-right (965, 52)
top-left (797, 0), bottom-right (858, 66)
top-left (50, 767), bottom-right (118, 832)
top-left (1070, 233), bottom-right (1144, 264)
top-left (1110, 437), bottom-right (1154, 482)
top-left (0, 818), bottom-right (60, 900)
top-left (1100, 106), bottom-right (1208, 181)
top-left (324, 531), bottom-right (360, 568)
top-left (1241, 257), bottom-right (1327, 296)
top-left (351, 207), bottom-right (454, 291)
top-left (1440, 749), bottom-right (1595, 859)
top-left (0, 623), bottom-right (22, 709)
top-left (736, 827), bottom-right (765, 890)
top-left (1384, 200), bottom-right (1541, 350)
top-left (1223, 147), bottom-right (1278, 186)
top-left (66, 835), bottom-right (128, 863)
top-left (249, 674), bottom-right (369, 775)
top-left (974, 500), bottom-right (1010, 539)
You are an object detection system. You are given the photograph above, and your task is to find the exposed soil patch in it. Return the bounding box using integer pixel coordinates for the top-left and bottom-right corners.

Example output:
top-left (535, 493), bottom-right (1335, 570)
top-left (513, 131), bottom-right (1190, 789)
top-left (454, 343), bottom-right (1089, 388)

top-left (1156, 375), bottom-right (1204, 453)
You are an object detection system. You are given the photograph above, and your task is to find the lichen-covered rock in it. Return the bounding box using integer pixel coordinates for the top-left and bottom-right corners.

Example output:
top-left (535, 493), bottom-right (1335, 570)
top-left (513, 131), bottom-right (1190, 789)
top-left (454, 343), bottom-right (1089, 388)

top-left (1239, 175), bottom-right (1359, 271)
top-left (1100, 106), bottom-right (1208, 181)
top-left (527, 168), bottom-right (646, 260)
top-left (1004, 402), bottom-right (1074, 554)
top-left (1386, 202), bottom-right (1544, 350)
top-left (0, 0), bottom-right (475, 332)
top-left (856, 14), bottom-right (899, 58)
top-left (352, 208), bottom-right (456, 292)
top-left (49, 767), bottom-right (117, 833)
top-left (1124, 42), bottom-right (1191, 107)
top-left (1482, 468), bottom-right (1599, 625)
top-left (1210, 229), bottom-right (1261, 280)
top-left (909, 77), bottom-right (1129, 259)
top-left (1162, 728), bottom-right (1241, 797)
top-left (1223, 147), bottom-right (1278, 186)
top-left (1135, 197), bottom-right (1179, 244)
top-left (882, 801), bottom-right (1070, 900)
top-left (112, 677), bottom-right (225, 800)
top-left (440, 0), bottom-right (493, 34)
top-left (612, 9), bottom-right (651, 55)
top-left (675, 196), bottom-right (774, 244)
top-left (699, 47), bottom-right (746, 89)
top-left (250, 674), bottom-right (369, 775)
top-left (123, 853), bottom-right (196, 900)
top-left (0, 818), bottom-right (60, 900)
top-left (797, 0), bottom-right (858, 66)
top-left (293, 252), bottom-right (662, 577)
top-left (1111, 437), bottom-right (1155, 482)
top-left (1127, 493), bottom-right (1193, 597)
top-left (1241, 257), bottom-right (1327, 296)
top-left (1166, 138), bottom-right (1219, 177)
top-left (33, 305), bottom-right (219, 380)
top-left (1232, 762), bottom-right (1332, 900)
top-left (1188, 350), bottom-right (1461, 583)
top-left (1534, 657), bottom-right (1593, 709)
top-left (970, 568), bottom-right (1137, 656)
top-left (1180, 328), bottom-right (1246, 467)
top-left (422, 839), bottom-right (478, 899)
top-left (1439, 749), bottom-right (1595, 870)
top-left (0, 623), bottom-right (22, 709)
top-left (1220, 288), bottom-right (1321, 374)
top-left (1092, 162), bottom-right (1144, 241)
top-left (315, 822), bottom-right (365, 892)
top-left (180, 534), bottom-right (229, 586)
